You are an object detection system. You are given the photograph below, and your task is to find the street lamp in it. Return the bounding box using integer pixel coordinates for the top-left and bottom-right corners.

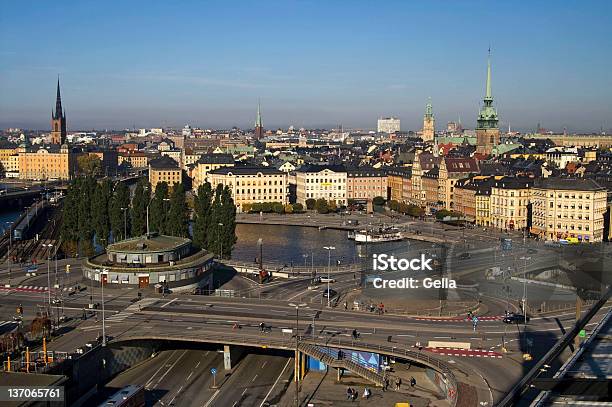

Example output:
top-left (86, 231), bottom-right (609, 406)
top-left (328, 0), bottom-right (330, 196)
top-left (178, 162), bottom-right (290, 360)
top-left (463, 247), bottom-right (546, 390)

top-left (5, 222), bottom-right (12, 288)
top-left (519, 256), bottom-right (531, 325)
top-left (218, 223), bottom-right (224, 259)
top-left (42, 243), bottom-right (53, 309)
top-left (288, 302), bottom-right (307, 407)
top-left (100, 268), bottom-right (108, 346)
top-left (323, 246), bottom-right (335, 307)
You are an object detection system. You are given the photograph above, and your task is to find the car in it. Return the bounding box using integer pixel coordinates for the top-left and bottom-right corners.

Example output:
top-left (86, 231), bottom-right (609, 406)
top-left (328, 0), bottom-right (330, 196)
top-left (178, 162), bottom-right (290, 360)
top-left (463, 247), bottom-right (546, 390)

top-left (320, 277), bottom-right (336, 283)
top-left (458, 252), bottom-right (471, 260)
top-left (322, 288), bottom-right (337, 299)
top-left (503, 313), bottom-right (530, 324)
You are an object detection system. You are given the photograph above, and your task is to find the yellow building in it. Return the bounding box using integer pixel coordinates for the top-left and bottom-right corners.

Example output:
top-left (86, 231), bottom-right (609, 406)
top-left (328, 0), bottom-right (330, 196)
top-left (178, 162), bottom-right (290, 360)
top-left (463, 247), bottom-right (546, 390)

top-left (149, 156), bottom-right (181, 192)
top-left (18, 144), bottom-right (77, 180)
top-left (296, 164), bottom-right (347, 206)
top-left (118, 152), bottom-right (152, 168)
top-left (0, 141), bottom-right (18, 175)
top-left (193, 154), bottom-right (235, 191)
top-left (208, 167), bottom-right (287, 212)
top-left (530, 178), bottom-right (607, 242)
top-left (490, 177), bottom-right (533, 231)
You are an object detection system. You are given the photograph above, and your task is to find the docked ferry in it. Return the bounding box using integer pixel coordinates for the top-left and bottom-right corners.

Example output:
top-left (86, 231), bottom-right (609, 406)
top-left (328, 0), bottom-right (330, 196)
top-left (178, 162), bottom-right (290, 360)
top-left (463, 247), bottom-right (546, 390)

top-left (351, 226), bottom-right (403, 243)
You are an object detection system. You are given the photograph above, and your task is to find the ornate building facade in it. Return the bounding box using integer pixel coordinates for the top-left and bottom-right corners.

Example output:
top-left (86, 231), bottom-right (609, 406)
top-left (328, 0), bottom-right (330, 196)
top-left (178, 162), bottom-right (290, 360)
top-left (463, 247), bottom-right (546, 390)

top-left (475, 52), bottom-right (499, 155)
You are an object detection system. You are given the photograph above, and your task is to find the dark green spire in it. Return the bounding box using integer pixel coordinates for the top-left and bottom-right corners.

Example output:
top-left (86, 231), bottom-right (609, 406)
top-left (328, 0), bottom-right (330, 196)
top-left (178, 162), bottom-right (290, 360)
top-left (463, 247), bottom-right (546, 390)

top-left (477, 49), bottom-right (498, 130)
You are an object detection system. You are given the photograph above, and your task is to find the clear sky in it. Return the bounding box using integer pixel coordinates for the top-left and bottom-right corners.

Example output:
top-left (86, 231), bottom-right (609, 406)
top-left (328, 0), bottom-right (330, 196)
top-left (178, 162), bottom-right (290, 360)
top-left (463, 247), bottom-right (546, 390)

top-left (1, 1), bottom-right (611, 132)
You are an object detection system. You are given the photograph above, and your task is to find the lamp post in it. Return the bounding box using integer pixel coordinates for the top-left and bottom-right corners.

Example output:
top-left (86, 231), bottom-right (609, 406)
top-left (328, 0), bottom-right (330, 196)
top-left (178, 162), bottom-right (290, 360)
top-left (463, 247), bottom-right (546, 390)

top-left (288, 302), bottom-right (307, 407)
top-left (42, 243), bottom-right (53, 310)
top-left (100, 268), bottom-right (108, 346)
top-left (323, 246), bottom-right (335, 307)
top-left (218, 223), bottom-right (224, 259)
top-left (120, 207), bottom-right (128, 240)
top-left (5, 222), bottom-right (12, 287)
top-left (520, 256), bottom-right (531, 326)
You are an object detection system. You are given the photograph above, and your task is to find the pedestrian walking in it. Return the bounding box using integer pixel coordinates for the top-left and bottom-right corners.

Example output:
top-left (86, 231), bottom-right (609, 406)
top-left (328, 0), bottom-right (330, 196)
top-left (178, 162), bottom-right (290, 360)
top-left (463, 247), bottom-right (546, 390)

top-left (346, 387), bottom-right (353, 400)
top-left (352, 389), bottom-right (358, 401)
top-left (363, 387), bottom-right (370, 399)
top-left (384, 377), bottom-right (390, 391)
top-left (344, 301), bottom-right (348, 310)
top-left (410, 376), bottom-right (416, 387)
top-left (395, 377), bottom-right (402, 390)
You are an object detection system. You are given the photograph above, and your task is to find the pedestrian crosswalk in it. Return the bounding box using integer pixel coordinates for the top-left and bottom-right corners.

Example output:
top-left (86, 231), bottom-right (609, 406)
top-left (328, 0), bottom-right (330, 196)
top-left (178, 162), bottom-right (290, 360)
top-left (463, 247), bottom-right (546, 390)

top-left (0, 285), bottom-right (76, 293)
top-left (105, 298), bottom-right (158, 323)
top-left (426, 347), bottom-right (503, 358)
top-left (413, 315), bottom-right (504, 322)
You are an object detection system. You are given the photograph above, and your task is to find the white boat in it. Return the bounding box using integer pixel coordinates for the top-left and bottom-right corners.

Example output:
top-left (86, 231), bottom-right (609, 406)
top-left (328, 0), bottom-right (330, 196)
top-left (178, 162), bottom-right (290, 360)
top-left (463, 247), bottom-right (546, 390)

top-left (354, 227), bottom-right (403, 243)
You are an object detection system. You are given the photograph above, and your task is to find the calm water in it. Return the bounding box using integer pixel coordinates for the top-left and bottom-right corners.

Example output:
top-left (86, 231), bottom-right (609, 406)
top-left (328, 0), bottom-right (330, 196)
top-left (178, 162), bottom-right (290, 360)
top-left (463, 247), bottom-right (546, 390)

top-left (232, 224), bottom-right (433, 266)
top-left (0, 209), bottom-right (22, 232)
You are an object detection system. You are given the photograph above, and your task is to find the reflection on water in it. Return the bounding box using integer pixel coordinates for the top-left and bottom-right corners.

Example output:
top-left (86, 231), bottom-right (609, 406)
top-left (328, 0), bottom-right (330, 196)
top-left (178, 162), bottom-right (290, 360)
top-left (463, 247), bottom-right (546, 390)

top-left (0, 210), bottom-right (22, 232)
top-left (232, 224), bottom-right (432, 266)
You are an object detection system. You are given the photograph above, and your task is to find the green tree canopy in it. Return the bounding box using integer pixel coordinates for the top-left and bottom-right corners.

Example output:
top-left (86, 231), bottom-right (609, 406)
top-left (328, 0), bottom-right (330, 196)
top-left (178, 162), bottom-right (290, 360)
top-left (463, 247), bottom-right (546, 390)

top-left (150, 182), bottom-right (169, 235)
top-left (305, 198), bottom-right (316, 210)
top-left (193, 182), bottom-right (213, 249)
top-left (131, 179), bottom-right (150, 236)
top-left (166, 183), bottom-right (189, 238)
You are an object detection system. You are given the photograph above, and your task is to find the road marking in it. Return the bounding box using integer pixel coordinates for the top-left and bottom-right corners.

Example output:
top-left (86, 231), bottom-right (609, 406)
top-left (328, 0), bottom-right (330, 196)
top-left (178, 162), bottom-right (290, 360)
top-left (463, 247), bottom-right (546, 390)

top-left (145, 350), bottom-right (177, 388)
top-left (161, 298), bottom-right (178, 308)
top-left (203, 389), bottom-right (221, 407)
top-left (261, 361), bottom-right (267, 369)
top-left (153, 350), bottom-right (188, 388)
top-left (242, 388), bottom-right (248, 395)
top-left (187, 371), bottom-right (193, 381)
top-left (259, 358), bottom-right (292, 407)
top-left (251, 373), bottom-right (258, 382)
top-left (167, 385), bottom-right (183, 405)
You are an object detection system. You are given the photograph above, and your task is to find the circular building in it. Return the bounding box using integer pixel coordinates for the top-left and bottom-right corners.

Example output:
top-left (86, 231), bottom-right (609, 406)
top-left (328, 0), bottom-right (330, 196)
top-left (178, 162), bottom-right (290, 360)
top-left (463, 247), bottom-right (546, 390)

top-left (83, 233), bottom-right (214, 292)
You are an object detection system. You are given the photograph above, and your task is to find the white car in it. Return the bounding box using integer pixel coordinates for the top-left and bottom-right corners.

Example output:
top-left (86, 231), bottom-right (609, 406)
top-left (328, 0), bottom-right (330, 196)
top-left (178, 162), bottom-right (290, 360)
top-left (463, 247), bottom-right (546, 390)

top-left (320, 277), bottom-right (336, 283)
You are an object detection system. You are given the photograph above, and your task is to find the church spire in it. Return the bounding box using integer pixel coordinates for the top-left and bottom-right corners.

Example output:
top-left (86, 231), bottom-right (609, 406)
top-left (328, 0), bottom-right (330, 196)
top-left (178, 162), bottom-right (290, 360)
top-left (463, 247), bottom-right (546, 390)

top-left (256, 99), bottom-right (262, 127)
top-left (54, 77), bottom-right (64, 120)
top-left (485, 48), bottom-right (492, 100)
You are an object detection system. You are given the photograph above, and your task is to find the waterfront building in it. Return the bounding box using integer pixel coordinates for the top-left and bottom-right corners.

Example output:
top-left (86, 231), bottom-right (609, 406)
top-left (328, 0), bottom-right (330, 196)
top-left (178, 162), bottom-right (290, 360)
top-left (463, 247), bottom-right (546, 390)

top-left (530, 178), bottom-right (607, 242)
top-left (347, 167), bottom-right (387, 202)
top-left (18, 144), bottom-right (77, 181)
top-left (149, 155), bottom-right (181, 192)
top-left (82, 233), bottom-right (214, 291)
top-left (296, 164), bottom-right (347, 206)
top-left (118, 151), bottom-right (152, 168)
top-left (208, 166), bottom-right (288, 211)
top-left (475, 52), bottom-right (500, 155)
top-left (377, 117), bottom-right (401, 134)
top-left (386, 167), bottom-right (411, 202)
top-left (421, 101), bottom-right (435, 142)
top-left (193, 153), bottom-right (235, 191)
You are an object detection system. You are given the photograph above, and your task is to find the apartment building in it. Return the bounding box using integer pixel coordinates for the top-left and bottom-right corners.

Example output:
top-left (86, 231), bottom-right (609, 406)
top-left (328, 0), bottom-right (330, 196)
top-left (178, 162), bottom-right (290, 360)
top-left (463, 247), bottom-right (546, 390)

top-left (490, 177), bottom-right (533, 231)
top-left (208, 166), bottom-right (287, 212)
top-left (296, 164), bottom-right (347, 206)
top-left (149, 155), bottom-right (181, 192)
top-left (347, 167), bottom-right (387, 201)
top-left (530, 178), bottom-right (607, 242)
top-left (193, 154), bottom-right (235, 191)
top-left (18, 144), bottom-right (77, 181)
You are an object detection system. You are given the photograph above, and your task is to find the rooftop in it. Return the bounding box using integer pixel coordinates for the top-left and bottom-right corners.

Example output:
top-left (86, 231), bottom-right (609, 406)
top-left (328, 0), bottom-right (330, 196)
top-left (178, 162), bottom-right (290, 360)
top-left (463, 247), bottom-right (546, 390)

top-left (533, 177), bottom-right (605, 191)
top-left (209, 166), bottom-right (284, 176)
top-left (107, 234), bottom-right (190, 253)
top-left (149, 155), bottom-right (179, 169)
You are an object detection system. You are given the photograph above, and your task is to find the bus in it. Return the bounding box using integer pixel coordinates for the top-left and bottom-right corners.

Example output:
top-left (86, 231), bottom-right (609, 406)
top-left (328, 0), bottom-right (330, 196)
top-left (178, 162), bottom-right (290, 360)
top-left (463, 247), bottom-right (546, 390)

top-left (98, 385), bottom-right (145, 407)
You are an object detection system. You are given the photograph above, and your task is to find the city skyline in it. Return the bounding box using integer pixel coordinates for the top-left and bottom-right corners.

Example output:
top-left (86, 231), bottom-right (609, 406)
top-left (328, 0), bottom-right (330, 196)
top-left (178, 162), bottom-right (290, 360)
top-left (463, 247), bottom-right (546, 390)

top-left (1, 1), bottom-right (611, 132)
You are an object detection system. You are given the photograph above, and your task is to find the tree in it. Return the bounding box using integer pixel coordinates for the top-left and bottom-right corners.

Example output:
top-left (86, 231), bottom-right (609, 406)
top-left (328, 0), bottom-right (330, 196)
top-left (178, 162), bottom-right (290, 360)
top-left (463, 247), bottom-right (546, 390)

top-left (315, 198), bottom-right (329, 214)
top-left (208, 184), bottom-right (237, 258)
top-left (77, 177), bottom-right (96, 256)
top-left (388, 200), bottom-right (400, 211)
top-left (60, 180), bottom-right (81, 256)
top-left (292, 203), bottom-right (304, 213)
top-left (305, 198), bottom-right (316, 210)
top-left (92, 179), bottom-right (112, 249)
top-left (166, 183), bottom-right (189, 237)
top-left (77, 154), bottom-right (101, 176)
top-left (131, 179), bottom-right (150, 236)
top-left (251, 202), bottom-right (263, 213)
top-left (150, 182), bottom-right (169, 234)
top-left (327, 200), bottom-right (337, 212)
top-left (272, 202), bottom-right (284, 214)
top-left (193, 182), bottom-right (213, 249)
top-left (109, 181), bottom-right (131, 242)
top-left (372, 196), bottom-right (386, 206)
top-left (241, 203), bottom-right (252, 213)
top-left (284, 204), bottom-right (293, 214)
top-left (261, 202), bottom-right (273, 213)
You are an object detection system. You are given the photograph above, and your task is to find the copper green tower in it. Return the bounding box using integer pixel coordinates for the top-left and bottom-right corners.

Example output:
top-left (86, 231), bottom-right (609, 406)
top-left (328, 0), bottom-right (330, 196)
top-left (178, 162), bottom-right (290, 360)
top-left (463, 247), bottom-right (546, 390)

top-left (476, 50), bottom-right (499, 155)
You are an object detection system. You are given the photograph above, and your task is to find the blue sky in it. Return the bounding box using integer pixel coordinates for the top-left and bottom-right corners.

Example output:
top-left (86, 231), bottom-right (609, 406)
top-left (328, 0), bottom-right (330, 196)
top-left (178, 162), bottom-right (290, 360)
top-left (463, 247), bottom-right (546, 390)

top-left (1, 1), bottom-right (611, 132)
